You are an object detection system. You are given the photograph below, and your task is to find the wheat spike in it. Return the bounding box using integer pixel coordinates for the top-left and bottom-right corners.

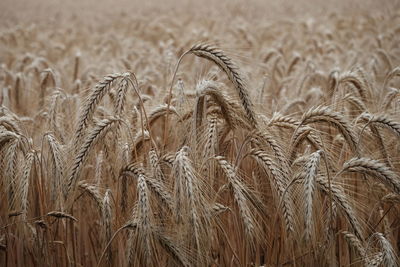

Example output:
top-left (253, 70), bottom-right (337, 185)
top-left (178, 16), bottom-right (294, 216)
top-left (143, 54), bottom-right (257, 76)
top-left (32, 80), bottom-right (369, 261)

top-left (190, 43), bottom-right (257, 127)
top-left (66, 117), bottom-right (120, 197)
top-left (74, 73), bottom-right (123, 144)
top-left (340, 157), bottom-right (400, 194)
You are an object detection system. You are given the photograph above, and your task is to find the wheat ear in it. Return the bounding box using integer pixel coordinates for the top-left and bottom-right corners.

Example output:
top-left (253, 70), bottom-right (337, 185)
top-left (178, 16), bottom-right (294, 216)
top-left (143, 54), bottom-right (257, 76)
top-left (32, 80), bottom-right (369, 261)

top-left (303, 150), bottom-right (322, 240)
top-left (250, 149), bottom-right (294, 233)
top-left (340, 157), bottom-right (400, 194)
top-left (316, 176), bottom-right (363, 240)
top-left (19, 151), bottom-right (35, 220)
top-left (189, 43), bottom-right (257, 127)
top-left (74, 73), bottom-right (123, 144)
top-left (359, 112), bottom-right (400, 137)
top-left (215, 156), bottom-right (259, 244)
top-left (373, 232), bottom-right (398, 267)
top-left (342, 231), bottom-right (366, 258)
top-left (66, 117), bottom-right (120, 197)
top-left (121, 163), bottom-right (174, 212)
top-left (102, 189), bottom-right (113, 265)
top-left (173, 147), bottom-right (203, 254)
top-left (300, 106), bottom-right (358, 153)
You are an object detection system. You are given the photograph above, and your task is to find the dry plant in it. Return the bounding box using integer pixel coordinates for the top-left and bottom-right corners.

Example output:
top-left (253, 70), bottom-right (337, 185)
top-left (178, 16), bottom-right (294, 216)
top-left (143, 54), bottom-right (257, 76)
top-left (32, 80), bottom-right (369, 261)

top-left (0, 0), bottom-right (399, 266)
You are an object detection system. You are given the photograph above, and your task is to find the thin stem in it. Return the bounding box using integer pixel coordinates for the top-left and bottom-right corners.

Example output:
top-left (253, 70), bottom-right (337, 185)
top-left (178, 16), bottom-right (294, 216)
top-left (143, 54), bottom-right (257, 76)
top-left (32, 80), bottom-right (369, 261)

top-left (163, 50), bottom-right (190, 150)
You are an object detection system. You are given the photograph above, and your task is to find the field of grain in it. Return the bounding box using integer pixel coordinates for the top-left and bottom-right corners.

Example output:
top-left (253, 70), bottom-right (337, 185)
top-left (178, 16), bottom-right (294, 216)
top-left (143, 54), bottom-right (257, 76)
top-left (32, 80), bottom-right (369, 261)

top-left (1, 0), bottom-right (400, 266)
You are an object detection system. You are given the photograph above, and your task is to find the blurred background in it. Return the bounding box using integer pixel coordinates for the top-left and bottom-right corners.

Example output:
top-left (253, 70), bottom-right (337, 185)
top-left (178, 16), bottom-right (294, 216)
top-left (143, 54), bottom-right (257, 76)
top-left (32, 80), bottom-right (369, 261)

top-left (1, 0), bottom-right (399, 26)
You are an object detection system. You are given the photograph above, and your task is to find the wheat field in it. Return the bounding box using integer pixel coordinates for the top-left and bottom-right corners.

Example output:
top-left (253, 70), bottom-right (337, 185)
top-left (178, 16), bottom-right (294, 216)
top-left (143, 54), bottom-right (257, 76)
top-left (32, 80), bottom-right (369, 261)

top-left (1, 0), bottom-right (400, 266)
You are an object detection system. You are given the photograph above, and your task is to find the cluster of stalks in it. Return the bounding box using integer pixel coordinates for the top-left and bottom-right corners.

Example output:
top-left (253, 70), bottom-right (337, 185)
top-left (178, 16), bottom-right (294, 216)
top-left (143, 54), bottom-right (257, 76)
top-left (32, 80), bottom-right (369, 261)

top-left (1, 2), bottom-right (400, 266)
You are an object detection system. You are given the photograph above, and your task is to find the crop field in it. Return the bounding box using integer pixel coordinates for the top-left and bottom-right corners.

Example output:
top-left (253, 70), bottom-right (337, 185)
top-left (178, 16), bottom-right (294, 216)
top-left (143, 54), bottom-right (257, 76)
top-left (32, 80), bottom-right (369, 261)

top-left (0, 0), bottom-right (400, 266)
